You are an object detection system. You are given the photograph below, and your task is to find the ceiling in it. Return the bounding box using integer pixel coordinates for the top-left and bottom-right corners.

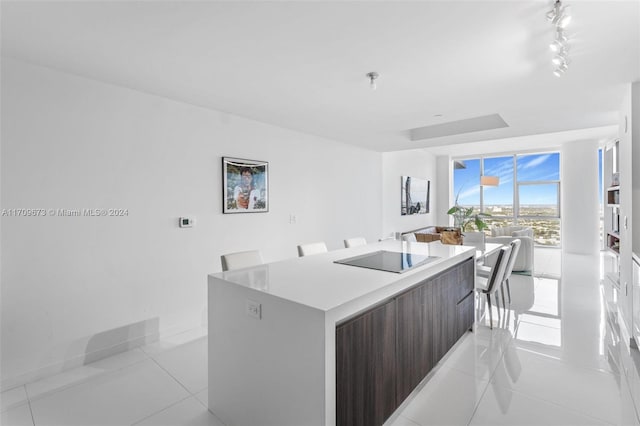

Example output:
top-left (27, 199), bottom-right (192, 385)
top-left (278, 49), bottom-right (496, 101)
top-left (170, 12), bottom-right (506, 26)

top-left (2, 1), bottom-right (639, 154)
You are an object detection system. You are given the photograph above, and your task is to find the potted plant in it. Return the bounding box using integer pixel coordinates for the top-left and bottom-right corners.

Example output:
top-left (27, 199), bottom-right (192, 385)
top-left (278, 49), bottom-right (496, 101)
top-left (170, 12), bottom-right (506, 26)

top-left (446, 204), bottom-right (490, 232)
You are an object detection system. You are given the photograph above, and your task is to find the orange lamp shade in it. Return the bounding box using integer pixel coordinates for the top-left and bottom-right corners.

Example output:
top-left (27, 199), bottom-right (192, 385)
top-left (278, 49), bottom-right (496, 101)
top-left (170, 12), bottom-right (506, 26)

top-left (480, 175), bottom-right (500, 186)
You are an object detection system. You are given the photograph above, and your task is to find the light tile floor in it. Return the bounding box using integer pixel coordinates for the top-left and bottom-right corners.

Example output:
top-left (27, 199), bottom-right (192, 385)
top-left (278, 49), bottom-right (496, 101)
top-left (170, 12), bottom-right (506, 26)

top-left (2, 248), bottom-right (638, 426)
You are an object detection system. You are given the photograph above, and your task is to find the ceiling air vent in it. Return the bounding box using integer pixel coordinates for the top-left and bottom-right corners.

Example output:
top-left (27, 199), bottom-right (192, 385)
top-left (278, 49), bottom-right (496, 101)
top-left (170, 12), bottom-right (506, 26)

top-left (409, 114), bottom-right (508, 141)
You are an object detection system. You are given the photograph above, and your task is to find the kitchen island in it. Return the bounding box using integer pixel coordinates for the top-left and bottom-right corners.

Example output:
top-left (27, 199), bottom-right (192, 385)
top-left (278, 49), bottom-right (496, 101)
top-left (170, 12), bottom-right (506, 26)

top-left (208, 240), bottom-right (476, 426)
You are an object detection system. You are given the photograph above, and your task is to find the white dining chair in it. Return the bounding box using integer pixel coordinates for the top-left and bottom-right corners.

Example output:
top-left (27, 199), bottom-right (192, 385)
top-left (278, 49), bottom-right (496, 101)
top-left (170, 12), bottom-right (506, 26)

top-left (297, 242), bottom-right (328, 257)
top-left (220, 250), bottom-right (264, 272)
top-left (402, 233), bottom-right (417, 243)
top-left (344, 237), bottom-right (366, 248)
top-left (476, 245), bottom-right (511, 329)
top-left (478, 239), bottom-right (521, 305)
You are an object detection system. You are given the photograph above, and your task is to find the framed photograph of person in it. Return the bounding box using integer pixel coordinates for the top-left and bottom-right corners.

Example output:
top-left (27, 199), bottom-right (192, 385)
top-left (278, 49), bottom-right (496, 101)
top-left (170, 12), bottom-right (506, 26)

top-left (222, 157), bottom-right (269, 214)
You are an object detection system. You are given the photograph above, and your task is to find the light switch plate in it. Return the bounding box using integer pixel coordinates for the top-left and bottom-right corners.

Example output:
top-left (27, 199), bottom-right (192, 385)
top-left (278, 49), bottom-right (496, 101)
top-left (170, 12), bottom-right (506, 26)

top-left (246, 300), bottom-right (261, 319)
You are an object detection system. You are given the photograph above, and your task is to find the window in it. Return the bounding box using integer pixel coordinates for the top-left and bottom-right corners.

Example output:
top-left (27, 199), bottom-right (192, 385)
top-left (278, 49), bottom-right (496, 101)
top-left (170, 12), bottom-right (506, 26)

top-left (482, 156), bottom-right (514, 214)
top-left (452, 159), bottom-right (480, 208)
top-left (452, 152), bottom-right (561, 247)
top-left (518, 184), bottom-right (559, 217)
top-left (516, 153), bottom-right (560, 246)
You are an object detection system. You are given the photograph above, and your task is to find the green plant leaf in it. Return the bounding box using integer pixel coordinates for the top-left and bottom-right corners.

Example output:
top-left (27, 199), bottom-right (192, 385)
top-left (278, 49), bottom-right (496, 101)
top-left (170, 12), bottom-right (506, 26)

top-left (475, 217), bottom-right (489, 231)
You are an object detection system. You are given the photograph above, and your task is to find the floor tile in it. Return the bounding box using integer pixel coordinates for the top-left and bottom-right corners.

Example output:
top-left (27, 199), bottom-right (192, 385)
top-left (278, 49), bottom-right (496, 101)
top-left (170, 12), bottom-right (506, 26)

top-left (1, 386), bottom-right (28, 412)
top-left (151, 336), bottom-right (208, 394)
top-left (25, 348), bottom-right (148, 400)
top-left (133, 396), bottom-right (224, 426)
top-left (1, 402), bottom-right (33, 426)
top-left (399, 366), bottom-right (489, 426)
top-left (515, 321), bottom-right (562, 347)
top-left (533, 247), bottom-right (562, 277)
top-left (472, 325), bottom-right (514, 350)
top-left (528, 278), bottom-right (561, 316)
top-left (441, 330), bottom-right (507, 381)
top-left (517, 313), bottom-right (561, 329)
top-left (194, 388), bottom-right (208, 407)
top-left (492, 347), bottom-right (621, 424)
top-left (470, 382), bottom-right (610, 426)
top-left (620, 373), bottom-right (640, 426)
top-left (386, 414), bottom-right (421, 426)
top-left (29, 359), bottom-right (189, 426)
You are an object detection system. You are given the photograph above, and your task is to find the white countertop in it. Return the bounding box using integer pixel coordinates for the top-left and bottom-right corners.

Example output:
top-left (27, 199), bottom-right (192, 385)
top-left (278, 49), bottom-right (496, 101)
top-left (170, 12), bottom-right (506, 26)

top-left (210, 240), bottom-right (476, 313)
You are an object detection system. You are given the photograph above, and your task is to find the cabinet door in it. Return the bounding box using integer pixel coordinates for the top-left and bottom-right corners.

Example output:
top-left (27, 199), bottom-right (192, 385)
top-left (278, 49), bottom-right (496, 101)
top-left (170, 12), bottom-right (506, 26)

top-left (430, 269), bottom-right (457, 362)
top-left (395, 284), bottom-right (433, 404)
top-left (456, 292), bottom-right (475, 339)
top-left (455, 259), bottom-right (475, 340)
top-left (453, 258), bottom-right (475, 303)
top-left (430, 259), bottom-right (474, 363)
top-left (336, 300), bottom-right (397, 426)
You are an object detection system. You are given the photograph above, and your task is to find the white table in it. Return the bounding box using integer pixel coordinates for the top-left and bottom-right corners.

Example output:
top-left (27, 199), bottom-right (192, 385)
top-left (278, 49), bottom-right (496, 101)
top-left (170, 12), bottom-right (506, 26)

top-left (475, 242), bottom-right (504, 265)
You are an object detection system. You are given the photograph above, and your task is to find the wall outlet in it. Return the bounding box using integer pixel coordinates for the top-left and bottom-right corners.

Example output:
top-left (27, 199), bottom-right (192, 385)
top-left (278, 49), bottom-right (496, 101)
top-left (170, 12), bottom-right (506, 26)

top-left (246, 300), bottom-right (261, 319)
top-left (289, 214), bottom-right (297, 224)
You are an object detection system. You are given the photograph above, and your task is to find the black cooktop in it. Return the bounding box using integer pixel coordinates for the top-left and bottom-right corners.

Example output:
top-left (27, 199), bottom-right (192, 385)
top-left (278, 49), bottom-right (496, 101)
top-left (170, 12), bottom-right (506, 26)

top-left (334, 250), bottom-right (440, 273)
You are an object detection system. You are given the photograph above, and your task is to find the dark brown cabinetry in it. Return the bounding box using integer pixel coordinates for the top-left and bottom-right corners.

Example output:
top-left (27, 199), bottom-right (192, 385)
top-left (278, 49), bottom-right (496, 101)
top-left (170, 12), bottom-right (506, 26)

top-left (456, 292), bottom-right (475, 339)
top-left (336, 258), bottom-right (474, 426)
top-left (336, 300), bottom-right (396, 426)
top-left (395, 284), bottom-right (432, 404)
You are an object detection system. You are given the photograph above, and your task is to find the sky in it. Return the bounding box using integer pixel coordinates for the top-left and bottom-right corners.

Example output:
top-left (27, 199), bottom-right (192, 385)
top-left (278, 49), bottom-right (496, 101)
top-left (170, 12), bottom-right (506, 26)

top-left (453, 153), bottom-right (561, 206)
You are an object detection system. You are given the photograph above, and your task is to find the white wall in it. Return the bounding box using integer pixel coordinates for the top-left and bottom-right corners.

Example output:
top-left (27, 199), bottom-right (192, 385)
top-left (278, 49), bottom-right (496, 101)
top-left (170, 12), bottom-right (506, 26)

top-left (618, 83), bottom-right (634, 331)
top-left (0, 58), bottom-right (383, 388)
top-left (631, 81), bottom-right (640, 258)
top-left (381, 149), bottom-right (437, 237)
top-left (436, 155), bottom-right (452, 226)
top-left (561, 140), bottom-right (600, 255)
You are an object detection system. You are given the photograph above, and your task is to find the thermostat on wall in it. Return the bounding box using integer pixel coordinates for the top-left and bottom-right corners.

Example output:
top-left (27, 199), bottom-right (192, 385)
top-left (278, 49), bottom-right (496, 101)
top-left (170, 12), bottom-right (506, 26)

top-left (179, 217), bottom-right (195, 228)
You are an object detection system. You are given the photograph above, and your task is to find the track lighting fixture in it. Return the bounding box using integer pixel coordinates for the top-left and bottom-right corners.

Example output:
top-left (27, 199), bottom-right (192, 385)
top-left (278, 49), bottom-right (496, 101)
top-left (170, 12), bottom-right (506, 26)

top-left (547, 0), bottom-right (572, 77)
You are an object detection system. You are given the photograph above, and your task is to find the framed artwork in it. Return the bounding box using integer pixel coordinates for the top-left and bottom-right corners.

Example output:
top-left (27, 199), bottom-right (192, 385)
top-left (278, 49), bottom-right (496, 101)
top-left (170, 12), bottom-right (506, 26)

top-left (401, 176), bottom-right (430, 215)
top-left (222, 157), bottom-right (269, 214)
